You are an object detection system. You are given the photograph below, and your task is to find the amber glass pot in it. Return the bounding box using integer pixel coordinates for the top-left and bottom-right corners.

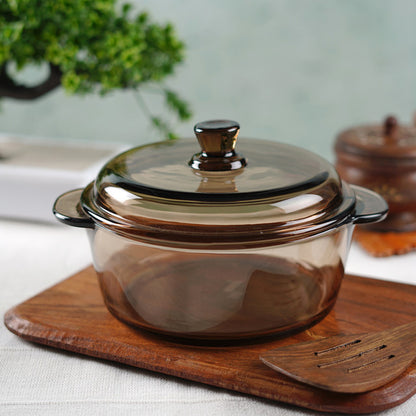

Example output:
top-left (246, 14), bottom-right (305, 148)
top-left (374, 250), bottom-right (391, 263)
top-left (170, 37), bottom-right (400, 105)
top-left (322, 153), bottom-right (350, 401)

top-left (54, 120), bottom-right (387, 341)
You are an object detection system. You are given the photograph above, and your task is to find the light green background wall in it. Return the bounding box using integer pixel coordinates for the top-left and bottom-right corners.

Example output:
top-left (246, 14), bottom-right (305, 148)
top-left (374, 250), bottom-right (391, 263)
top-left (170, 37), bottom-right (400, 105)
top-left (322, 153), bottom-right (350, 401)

top-left (1, 0), bottom-right (415, 161)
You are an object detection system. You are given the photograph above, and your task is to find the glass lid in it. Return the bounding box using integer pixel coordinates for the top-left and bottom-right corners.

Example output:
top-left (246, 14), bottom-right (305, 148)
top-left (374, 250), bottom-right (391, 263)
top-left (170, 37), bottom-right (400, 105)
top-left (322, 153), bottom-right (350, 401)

top-left (81, 120), bottom-right (355, 248)
top-left (93, 120), bottom-right (340, 202)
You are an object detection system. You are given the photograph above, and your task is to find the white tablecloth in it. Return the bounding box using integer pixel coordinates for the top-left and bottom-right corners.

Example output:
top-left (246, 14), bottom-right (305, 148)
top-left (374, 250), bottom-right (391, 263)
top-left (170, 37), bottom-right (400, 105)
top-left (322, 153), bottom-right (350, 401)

top-left (2, 219), bottom-right (416, 416)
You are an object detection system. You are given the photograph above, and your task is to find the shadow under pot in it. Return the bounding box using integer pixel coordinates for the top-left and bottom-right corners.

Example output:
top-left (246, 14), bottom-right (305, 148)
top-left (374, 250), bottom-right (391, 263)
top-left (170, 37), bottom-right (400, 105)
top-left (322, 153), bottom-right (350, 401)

top-left (54, 120), bottom-right (388, 342)
top-left (335, 115), bottom-right (416, 232)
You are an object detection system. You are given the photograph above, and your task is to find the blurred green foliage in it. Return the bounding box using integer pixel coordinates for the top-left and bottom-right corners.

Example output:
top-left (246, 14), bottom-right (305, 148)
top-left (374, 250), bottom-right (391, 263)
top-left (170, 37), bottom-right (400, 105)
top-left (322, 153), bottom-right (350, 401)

top-left (0, 0), bottom-right (191, 139)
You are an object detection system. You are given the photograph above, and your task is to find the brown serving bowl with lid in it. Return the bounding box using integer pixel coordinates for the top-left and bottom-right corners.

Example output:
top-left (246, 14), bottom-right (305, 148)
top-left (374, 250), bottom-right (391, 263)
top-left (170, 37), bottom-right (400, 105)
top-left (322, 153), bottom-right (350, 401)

top-left (335, 115), bottom-right (416, 232)
top-left (53, 120), bottom-right (387, 341)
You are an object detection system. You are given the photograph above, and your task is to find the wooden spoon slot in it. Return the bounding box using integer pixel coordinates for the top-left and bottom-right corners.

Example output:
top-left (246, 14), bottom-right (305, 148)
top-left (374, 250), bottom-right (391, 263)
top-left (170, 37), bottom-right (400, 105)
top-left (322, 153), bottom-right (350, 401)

top-left (347, 354), bottom-right (396, 373)
top-left (314, 339), bottom-right (362, 356)
top-left (317, 344), bottom-right (387, 368)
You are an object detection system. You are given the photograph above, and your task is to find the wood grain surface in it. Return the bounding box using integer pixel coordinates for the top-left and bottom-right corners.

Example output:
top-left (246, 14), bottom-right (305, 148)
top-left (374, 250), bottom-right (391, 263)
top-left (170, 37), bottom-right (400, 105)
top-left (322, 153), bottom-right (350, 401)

top-left (261, 321), bottom-right (416, 393)
top-left (4, 266), bottom-right (416, 414)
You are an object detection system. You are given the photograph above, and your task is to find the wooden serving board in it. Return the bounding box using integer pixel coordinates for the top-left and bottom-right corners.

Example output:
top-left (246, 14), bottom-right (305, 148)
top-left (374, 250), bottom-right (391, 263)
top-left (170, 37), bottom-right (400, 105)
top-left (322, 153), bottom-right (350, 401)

top-left (4, 266), bottom-right (416, 414)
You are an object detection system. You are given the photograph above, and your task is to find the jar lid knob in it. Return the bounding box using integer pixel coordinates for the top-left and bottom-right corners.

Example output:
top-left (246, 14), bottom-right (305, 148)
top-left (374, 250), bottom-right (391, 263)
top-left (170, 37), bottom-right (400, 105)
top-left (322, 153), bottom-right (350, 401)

top-left (189, 120), bottom-right (247, 171)
top-left (383, 115), bottom-right (399, 141)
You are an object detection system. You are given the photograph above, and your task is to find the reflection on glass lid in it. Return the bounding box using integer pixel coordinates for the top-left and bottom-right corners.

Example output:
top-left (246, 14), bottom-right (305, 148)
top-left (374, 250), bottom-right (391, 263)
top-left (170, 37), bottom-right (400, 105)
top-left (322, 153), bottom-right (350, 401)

top-left (94, 138), bottom-right (338, 203)
top-left (79, 120), bottom-right (353, 248)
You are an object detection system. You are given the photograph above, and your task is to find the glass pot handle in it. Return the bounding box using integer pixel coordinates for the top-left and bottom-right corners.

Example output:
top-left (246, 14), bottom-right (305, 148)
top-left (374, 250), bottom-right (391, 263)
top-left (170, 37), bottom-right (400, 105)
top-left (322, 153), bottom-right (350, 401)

top-left (189, 120), bottom-right (247, 171)
top-left (53, 189), bottom-right (95, 229)
top-left (350, 185), bottom-right (389, 225)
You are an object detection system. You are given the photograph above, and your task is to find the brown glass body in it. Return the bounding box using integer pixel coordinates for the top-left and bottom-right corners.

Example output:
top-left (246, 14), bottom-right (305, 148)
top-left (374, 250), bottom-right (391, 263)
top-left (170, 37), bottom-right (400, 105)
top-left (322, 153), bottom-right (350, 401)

top-left (89, 225), bottom-right (350, 341)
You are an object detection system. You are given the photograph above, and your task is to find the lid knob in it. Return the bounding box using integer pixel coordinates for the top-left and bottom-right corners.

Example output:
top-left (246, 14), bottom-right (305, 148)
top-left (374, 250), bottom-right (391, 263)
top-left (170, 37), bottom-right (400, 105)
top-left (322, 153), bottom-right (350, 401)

top-left (189, 120), bottom-right (247, 171)
top-left (383, 115), bottom-right (399, 142)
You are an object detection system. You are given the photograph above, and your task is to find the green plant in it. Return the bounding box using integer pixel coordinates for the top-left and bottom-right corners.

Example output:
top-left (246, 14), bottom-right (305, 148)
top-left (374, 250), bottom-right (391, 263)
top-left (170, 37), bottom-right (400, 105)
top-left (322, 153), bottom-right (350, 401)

top-left (0, 0), bottom-right (191, 139)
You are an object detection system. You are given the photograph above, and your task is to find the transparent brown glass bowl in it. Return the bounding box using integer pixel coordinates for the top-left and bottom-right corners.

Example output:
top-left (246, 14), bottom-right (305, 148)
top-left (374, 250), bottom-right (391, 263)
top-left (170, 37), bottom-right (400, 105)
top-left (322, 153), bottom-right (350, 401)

top-left (53, 120), bottom-right (388, 341)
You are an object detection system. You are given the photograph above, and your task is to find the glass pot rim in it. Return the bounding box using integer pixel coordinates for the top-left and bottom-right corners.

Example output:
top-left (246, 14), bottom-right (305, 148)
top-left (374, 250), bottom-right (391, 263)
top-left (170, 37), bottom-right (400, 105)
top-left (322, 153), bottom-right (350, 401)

top-left (79, 181), bottom-right (365, 249)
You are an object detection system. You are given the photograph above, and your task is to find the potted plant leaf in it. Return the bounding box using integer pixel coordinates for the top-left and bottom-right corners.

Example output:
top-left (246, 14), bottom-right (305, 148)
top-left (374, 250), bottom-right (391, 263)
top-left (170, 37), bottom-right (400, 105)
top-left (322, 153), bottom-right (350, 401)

top-left (0, 0), bottom-right (191, 140)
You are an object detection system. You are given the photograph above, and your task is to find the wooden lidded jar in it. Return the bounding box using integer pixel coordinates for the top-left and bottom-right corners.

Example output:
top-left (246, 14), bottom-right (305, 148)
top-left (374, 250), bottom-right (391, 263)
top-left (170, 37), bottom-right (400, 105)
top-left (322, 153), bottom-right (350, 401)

top-left (335, 116), bottom-right (416, 232)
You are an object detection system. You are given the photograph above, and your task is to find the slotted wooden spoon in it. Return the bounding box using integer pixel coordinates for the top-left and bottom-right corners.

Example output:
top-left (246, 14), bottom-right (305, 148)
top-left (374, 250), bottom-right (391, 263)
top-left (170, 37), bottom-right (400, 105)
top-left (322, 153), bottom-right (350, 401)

top-left (260, 321), bottom-right (416, 393)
